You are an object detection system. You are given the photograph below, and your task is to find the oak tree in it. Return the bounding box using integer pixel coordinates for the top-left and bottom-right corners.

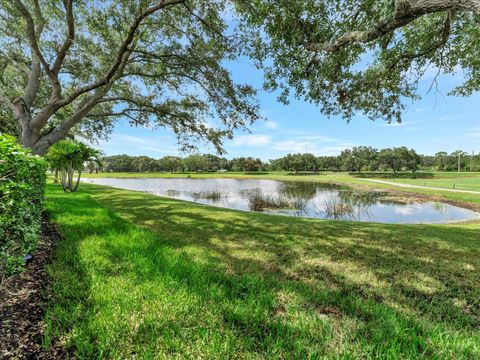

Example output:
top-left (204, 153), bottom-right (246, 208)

top-left (0, 0), bottom-right (259, 154)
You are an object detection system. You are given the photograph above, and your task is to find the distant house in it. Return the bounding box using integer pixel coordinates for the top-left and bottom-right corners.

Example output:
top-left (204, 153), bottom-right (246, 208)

top-left (217, 169), bottom-right (228, 173)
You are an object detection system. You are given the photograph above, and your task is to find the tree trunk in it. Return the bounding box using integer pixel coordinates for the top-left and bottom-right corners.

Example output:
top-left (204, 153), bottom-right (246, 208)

top-left (72, 171), bottom-right (81, 192)
top-left (68, 167), bottom-right (74, 191)
top-left (60, 169), bottom-right (67, 191)
top-left (30, 136), bottom-right (57, 156)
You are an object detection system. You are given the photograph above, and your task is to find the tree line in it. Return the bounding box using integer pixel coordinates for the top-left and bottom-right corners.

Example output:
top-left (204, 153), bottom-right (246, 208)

top-left (96, 147), bottom-right (480, 174)
top-left (100, 154), bottom-right (264, 173)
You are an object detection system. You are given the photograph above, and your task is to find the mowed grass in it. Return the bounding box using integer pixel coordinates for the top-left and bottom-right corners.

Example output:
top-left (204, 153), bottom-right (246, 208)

top-left (387, 176), bottom-right (480, 192)
top-left (44, 183), bottom-right (480, 358)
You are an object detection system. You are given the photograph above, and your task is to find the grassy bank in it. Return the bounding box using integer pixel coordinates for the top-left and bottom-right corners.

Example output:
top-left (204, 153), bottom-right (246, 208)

top-left (386, 177), bottom-right (480, 192)
top-left (44, 183), bottom-right (480, 358)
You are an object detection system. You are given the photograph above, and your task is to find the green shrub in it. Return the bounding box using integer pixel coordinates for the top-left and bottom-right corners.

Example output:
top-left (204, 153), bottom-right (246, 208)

top-left (0, 134), bottom-right (47, 277)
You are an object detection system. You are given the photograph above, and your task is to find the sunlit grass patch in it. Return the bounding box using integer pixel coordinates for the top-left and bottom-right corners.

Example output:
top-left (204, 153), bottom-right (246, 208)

top-left (44, 183), bottom-right (480, 358)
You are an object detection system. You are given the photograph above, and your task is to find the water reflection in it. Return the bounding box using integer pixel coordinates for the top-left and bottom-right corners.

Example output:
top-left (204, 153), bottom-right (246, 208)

top-left (319, 192), bottom-right (379, 220)
top-left (83, 178), bottom-right (479, 224)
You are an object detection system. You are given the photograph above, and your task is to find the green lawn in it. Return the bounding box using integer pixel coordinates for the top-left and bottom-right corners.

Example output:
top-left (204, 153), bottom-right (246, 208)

top-left (44, 182), bottom-right (480, 358)
top-left (386, 177), bottom-right (480, 192)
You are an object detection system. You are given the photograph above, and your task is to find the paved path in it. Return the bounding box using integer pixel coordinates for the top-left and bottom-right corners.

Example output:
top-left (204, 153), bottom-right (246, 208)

top-left (359, 179), bottom-right (480, 195)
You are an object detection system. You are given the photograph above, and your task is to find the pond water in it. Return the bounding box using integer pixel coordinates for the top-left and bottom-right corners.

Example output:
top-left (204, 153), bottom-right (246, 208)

top-left (84, 178), bottom-right (479, 224)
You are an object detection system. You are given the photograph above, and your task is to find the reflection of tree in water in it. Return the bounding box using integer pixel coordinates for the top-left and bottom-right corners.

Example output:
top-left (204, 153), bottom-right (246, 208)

top-left (279, 182), bottom-right (319, 201)
top-left (322, 191), bottom-right (382, 220)
top-left (191, 191), bottom-right (228, 203)
top-left (165, 189), bottom-right (181, 197)
top-left (432, 202), bottom-right (447, 213)
top-left (337, 191), bottom-right (381, 207)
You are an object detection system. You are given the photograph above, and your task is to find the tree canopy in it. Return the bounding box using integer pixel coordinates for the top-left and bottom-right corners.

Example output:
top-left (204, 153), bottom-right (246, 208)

top-left (1, 1), bottom-right (480, 156)
top-left (238, 0), bottom-right (480, 123)
top-left (0, 0), bottom-right (259, 154)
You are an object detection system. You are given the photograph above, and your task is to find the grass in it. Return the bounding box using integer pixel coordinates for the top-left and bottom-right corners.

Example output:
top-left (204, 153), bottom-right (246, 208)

top-left (44, 182), bottom-right (480, 358)
top-left (246, 191), bottom-right (307, 212)
top-left (386, 177), bottom-right (480, 192)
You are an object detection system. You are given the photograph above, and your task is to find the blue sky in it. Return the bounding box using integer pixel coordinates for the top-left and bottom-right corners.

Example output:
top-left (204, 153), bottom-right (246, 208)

top-left (97, 59), bottom-right (480, 161)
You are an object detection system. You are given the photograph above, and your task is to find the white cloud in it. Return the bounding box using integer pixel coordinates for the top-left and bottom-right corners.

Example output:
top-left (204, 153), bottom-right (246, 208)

top-left (272, 140), bottom-right (353, 156)
top-left (272, 140), bottom-right (310, 152)
top-left (97, 133), bottom-right (178, 156)
top-left (298, 135), bottom-right (334, 142)
top-left (316, 145), bottom-right (354, 156)
top-left (139, 146), bottom-right (174, 154)
top-left (263, 120), bottom-right (278, 129)
top-left (394, 206), bottom-right (415, 216)
top-left (231, 134), bottom-right (272, 147)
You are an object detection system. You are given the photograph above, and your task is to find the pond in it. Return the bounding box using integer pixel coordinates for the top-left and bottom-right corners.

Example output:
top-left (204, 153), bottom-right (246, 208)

top-left (84, 178), bottom-right (479, 224)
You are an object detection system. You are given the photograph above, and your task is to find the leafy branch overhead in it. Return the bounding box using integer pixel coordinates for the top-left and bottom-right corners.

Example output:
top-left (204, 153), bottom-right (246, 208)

top-left (0, 0), bottom-right (260, 154)
top-left (238, 0), bottom-right (480, 123)
top-left (1, 1), bottom-right (479, 155)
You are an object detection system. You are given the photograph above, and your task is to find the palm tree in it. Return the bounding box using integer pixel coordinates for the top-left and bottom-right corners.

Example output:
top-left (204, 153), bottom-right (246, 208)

top-left (46, 141), bottom-right (102, 192)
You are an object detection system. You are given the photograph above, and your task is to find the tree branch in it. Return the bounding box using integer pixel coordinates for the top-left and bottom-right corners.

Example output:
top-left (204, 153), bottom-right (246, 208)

top-left (52, 0), bottom-right (75, 75)
top-left (13, 0), bottom-right (61, 98)
top-left (55, 0), bottom-right (185, 108)
top-left (307, 0), bottom-right (480, 53)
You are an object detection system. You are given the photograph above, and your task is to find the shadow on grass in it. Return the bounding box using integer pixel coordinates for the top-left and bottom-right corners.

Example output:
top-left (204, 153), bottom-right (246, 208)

top-left (45, 183), bottom-right (480, 358)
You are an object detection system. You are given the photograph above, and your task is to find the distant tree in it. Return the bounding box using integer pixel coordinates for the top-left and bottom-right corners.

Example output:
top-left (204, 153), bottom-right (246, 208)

top-left (103, 154), bottom-right (134, 172)
top-left (273, 153), bottom-right (315, 173)
top-left (403, 148), bottom-right (421, 173)
top-left (244, 157), bottom-right (263, 172)
top-left (183, 154), bottom-right (208, 172)
top-left (434, 151), bottom-right (449, 171)
top-left (317, 156), bottom-right (341, 171)
top-left (203, 154), bottom-right (230, 172)
top-left (420, 155), bottom-right (435, 169)
top-left (131, 156), bottom-right (155, 173)
top-left (231, 157), bottom-right (246, 172)
top-left (230, 157), bottom-right (262, 172)
top-left (378, 147), bottom-right (420, 173)
top-left (159, 156), bottom-right (182, 173)
top-left (85, 153), bottom-right (104, 174)
top-left (340, 149), bottom-right (355, 172)
top-left (451, 150), bottom-right (469, 171)
top-left (378, 148), bottom-right (403, 174)
top-left (340, 147), bottom-right (378, 172)
top-left (301, 153), bottom-right (317, 171)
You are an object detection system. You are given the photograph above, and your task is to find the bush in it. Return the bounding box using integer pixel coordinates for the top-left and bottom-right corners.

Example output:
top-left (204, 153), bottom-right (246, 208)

top-left (0, 134), bottom-right (46, 277)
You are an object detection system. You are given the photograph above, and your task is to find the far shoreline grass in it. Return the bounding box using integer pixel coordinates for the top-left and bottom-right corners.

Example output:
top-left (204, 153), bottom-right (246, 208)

top-left (44, 182), bottom-right (480, 358)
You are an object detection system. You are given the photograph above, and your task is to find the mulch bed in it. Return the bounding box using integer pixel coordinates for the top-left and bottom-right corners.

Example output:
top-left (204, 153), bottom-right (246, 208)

top-left (0, 214), bottom-right (67, 359)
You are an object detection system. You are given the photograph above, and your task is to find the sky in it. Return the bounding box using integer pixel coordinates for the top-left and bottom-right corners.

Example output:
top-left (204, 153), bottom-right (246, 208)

top-left (96, 58), bottom-right (480, 161)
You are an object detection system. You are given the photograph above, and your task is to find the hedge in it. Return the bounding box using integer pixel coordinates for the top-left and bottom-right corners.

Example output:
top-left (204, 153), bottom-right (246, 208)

top-left (0, 134), bottom-right (46, 277)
